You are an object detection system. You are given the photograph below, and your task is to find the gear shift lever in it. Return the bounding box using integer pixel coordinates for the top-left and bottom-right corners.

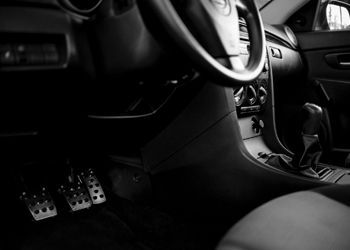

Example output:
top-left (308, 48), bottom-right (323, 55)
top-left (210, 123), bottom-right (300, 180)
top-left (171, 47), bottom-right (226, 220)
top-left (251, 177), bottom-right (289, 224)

top-left (292, 103), bottom-right (323, 178)
top-left (265, 103), bottom-right (323, 179)
top-left (301, 103), bottom-right (323, 135)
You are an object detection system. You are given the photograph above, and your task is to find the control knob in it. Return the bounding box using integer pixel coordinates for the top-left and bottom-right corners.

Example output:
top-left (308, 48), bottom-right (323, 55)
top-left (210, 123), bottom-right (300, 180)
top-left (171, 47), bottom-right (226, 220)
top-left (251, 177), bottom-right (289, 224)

top-left (247, 85), bottom-right (257, 105)
top-left (233, 86), bottom-right (245, 106)
top-left (258, 86), bottom-right (268, 105)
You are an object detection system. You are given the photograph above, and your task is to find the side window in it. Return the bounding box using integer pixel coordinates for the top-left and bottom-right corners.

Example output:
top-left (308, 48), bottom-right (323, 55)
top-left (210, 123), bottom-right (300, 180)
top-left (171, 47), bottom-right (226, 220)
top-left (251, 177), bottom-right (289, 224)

top-left (315, 0), bottom-right (350, 31)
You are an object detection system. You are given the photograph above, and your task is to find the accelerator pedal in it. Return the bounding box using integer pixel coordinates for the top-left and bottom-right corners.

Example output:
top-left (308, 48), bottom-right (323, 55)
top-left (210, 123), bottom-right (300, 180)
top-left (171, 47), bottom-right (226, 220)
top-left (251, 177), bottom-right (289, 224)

top-left (81, 169), bottom-right (106, 205)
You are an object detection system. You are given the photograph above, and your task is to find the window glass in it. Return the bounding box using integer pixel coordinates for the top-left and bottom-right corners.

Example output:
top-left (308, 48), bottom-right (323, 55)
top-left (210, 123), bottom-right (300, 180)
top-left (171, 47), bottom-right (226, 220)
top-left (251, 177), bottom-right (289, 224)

top-left (326, 4), bottom-right (350, 29)
top-left (315, 0), bottom-right (350, 30)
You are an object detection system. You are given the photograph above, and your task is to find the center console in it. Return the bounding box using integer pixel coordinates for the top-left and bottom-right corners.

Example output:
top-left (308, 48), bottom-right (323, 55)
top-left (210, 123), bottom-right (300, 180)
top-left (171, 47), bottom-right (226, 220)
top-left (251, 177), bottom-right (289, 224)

top-left (235, 40), bottom-right (350, 184)
top-left (235, 43), bottom-right (269, 117)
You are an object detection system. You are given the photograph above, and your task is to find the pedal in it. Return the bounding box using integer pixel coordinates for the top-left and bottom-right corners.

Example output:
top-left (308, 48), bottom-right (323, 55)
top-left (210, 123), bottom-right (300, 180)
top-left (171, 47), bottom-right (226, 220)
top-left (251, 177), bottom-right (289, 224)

top-left (20, 187), bottom-right (57, 221)
top-left (58, 182), bottom-right (92, 212)
top-left (81, 169), bottom-right (106, 204)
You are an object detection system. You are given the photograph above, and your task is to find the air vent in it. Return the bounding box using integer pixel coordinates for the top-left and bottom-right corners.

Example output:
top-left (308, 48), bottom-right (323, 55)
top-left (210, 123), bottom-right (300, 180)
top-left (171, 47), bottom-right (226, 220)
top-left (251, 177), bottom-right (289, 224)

top-left (239, 18), bottom-right (247, 31)
top-left (59, 0), bottom-right (103, 15)
top-left (233, 86), bottom-right (245, 107)
top-left (239, 18), bottom-right (249, 40)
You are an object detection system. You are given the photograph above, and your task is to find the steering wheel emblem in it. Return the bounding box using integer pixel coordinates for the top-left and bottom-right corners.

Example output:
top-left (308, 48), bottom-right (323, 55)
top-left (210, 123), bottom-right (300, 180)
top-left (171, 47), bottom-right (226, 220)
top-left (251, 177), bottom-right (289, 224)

top-left (210, 0), bottom-right (231, 16)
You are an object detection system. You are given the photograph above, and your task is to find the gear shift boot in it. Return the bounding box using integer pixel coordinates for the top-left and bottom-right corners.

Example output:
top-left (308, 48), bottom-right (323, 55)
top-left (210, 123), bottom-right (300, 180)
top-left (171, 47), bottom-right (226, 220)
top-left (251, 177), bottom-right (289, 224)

top-left (291, 103), bottom-right (323, 178)
top-left (294, 134), bottom-right (323, 169)
top-left (266, 103), bottom-right (323, 179)
top-left (266, 153), bottom-right (320, 179)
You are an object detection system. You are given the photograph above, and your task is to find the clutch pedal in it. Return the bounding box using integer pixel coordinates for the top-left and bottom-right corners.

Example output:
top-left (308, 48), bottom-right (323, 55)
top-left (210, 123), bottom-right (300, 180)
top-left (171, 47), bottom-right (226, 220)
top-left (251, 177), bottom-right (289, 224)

top-left (20, 187), bottom-right (57, 221)
top-left (81, 169), bottom-right (106, 205)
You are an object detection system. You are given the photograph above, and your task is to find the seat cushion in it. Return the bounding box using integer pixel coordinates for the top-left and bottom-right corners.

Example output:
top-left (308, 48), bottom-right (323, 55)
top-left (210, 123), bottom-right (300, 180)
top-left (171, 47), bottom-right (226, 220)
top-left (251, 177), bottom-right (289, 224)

top-left (217, 185), bottom-right (350, 250)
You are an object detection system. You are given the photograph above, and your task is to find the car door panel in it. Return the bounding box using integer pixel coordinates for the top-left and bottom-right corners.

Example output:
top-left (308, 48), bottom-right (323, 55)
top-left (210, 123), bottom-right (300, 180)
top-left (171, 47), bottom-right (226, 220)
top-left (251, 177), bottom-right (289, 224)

top-left (298, 31), bottom-right (350, 152)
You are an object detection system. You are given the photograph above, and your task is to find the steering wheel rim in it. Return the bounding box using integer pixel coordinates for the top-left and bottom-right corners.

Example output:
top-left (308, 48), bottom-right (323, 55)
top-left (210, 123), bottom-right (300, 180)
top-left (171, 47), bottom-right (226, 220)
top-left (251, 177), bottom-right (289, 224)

top-left (140, 0), bottom-right (266, 86)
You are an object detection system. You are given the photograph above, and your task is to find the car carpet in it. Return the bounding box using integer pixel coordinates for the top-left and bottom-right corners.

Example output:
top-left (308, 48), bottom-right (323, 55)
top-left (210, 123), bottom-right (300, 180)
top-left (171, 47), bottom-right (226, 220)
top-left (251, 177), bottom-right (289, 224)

top-left (19, 194), bottom-right (201, 250)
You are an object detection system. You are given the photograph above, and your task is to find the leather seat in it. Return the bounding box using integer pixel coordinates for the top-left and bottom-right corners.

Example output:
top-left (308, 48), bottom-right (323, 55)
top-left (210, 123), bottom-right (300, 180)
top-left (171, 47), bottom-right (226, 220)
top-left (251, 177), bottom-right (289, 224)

top-left (216, 185), bottom-right (350, 250)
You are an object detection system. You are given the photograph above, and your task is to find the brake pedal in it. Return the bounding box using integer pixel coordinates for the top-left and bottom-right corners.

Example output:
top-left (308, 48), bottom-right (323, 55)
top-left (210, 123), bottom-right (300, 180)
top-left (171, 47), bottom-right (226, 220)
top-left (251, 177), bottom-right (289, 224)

top-left (81, 169), bottom-right (106, 204)
top-left (58, 182), bottom-right (92, 212)
top-left (20, 187), bottom-right (57, 221)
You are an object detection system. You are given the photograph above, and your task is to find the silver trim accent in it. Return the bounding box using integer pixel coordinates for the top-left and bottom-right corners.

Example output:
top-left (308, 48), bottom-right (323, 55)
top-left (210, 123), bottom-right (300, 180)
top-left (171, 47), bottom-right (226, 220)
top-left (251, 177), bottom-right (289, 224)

top-left (88, 86), bottom-right (177, 120)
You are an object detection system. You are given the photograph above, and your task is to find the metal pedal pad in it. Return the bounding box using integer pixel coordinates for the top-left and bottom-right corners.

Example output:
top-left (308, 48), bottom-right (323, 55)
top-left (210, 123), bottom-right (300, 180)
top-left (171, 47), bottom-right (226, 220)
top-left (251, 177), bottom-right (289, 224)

top-left (20, 187), bottom-right (57, 221)
top-left (58, 182), bottom-right (92, 212)
top-left (81, 169), bottom-right (106, 204)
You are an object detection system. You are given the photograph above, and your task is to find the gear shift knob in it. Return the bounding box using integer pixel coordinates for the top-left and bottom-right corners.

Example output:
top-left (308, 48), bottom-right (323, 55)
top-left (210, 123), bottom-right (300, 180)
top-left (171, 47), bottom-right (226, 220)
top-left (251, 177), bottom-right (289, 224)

top-left (301, 103), bottom-right (323, 135)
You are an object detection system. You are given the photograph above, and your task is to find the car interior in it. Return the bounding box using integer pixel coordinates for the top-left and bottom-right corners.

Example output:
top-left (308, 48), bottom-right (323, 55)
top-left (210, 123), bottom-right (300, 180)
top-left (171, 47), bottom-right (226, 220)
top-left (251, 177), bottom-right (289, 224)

top-left (2, 0), bottom-right (350, 249)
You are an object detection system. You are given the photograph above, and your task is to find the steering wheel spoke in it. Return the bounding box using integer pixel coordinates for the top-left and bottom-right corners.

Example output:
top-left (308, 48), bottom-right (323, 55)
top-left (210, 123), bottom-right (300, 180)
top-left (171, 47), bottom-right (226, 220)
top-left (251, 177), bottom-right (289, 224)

top-left (195, 0), bottom-right (241, 57)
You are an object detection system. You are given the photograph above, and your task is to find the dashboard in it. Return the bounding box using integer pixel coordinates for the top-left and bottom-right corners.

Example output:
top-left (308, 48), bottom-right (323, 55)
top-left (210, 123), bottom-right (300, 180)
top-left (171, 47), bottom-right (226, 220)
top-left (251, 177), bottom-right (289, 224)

top-left (234, 19), bottom-right (303, 118)
top-left (235, 40), bottom-right (270, 116)
top-left (4, 3), bottom-right (350, 250)
top-left (0, 0), bottom-right (304, 140)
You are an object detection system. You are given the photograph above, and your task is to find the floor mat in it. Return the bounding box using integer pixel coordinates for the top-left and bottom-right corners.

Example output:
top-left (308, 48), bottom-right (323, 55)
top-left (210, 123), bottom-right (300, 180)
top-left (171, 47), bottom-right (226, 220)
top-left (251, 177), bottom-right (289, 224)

top-left (17, 194), bottom-right (200, 250)
top-left (22, 207), bottom-right (148, 250)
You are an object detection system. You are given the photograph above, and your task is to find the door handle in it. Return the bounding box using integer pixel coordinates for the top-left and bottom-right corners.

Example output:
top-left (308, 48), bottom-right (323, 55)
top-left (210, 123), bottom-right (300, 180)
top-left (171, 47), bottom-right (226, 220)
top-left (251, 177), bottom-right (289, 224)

top-left (325, 53), bottom-right (350, 69)
top-left (339, 62), bottom-right (350, 67)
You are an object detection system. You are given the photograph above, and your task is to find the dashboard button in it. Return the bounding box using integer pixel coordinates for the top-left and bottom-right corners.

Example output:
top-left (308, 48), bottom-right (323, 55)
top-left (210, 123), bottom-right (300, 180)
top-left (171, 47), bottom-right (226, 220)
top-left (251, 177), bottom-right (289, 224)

top-left (42, 44), bottom-right (59, 64)
top-left (44, 52), bottom-right (59, 64)
top-left (42, 44), bottom-right (57, 53)
top-left (27, 45), bottom-right (44, 65)
top-left (15, 44), bottom-right (28, 64)
top-left (270, 47), bottom-right (282, 59)
top-left (0, 44), bottom-right (16, 65)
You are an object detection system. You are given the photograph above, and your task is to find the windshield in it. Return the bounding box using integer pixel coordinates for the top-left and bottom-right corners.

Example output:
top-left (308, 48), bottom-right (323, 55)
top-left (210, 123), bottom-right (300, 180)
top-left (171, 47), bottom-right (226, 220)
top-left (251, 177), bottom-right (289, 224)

top-left (255, 0), bottom-right (273, 9)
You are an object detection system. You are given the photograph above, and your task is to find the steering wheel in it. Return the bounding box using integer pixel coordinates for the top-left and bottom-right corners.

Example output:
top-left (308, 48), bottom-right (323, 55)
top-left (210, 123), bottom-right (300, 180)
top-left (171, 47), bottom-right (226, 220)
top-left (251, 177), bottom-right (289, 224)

top-left (140, 0), bottom-right (266, 86)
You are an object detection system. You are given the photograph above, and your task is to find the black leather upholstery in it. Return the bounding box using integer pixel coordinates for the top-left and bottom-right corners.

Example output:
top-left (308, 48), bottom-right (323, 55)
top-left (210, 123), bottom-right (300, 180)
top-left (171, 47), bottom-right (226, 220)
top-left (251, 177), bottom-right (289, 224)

top-left (217, 185), bottom-right (350, 250)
